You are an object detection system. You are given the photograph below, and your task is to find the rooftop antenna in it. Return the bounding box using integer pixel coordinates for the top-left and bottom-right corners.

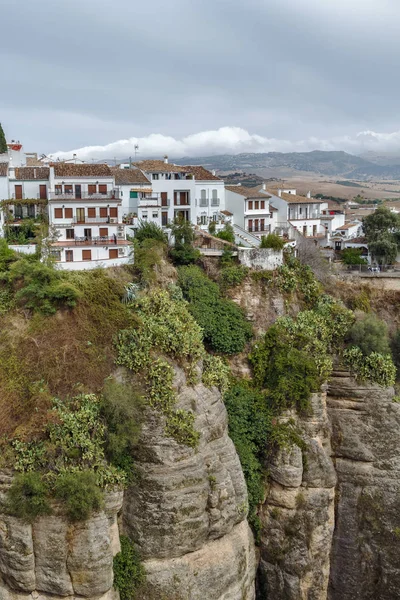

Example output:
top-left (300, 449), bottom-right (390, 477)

top-left (134, 144), bottom-right (139, 159)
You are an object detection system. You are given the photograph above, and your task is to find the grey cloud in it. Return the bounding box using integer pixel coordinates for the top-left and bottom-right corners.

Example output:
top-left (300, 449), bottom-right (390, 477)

top-left (2, 0), bottom-right (400, 154)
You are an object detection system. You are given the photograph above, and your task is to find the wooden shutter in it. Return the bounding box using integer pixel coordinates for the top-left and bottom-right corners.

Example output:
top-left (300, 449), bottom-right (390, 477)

top-left (161, 192), bottom-right (168, 206)
top-left (66, 250), bottom-right (74, 262)
top-left (54, 208), bottom-right (63, 218)
top-left (82, 250), bottom-right (92, 261)
top-left (109, 249), bottom-right (118, 259)
top-left (39, 185), bottom-right (47, 200)
top-left (98, 184), bottom-right (107, 194)
top-left (260, 219), bottom-right (265, 231)
top-left (64, 207), bottom-right (73, 218)
top-left (99, 207), bottom-right (108, 217)
top-left (248, 201), bottom-right (253, 210)
top-left (15, 185), bottom-right (23, 200)
top-left (261, 200), bottom-right (265, 209)
top-left (248, 219), bottom-right (253, 232)
top-left (88, 184), bottom-right (97, 195)
top-left (99, 227), bottom-right (109, 237)
top-left (255, 201), bottom-right (259, 210)
top-left (109, 207), bottom-right (118, 218)
top-left (88, 207), bottom-right (96, 218)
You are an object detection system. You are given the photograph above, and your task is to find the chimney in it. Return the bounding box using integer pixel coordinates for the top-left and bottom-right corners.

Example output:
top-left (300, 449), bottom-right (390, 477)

top-left (212, 169), bottom-right (216, 176)
top-left (278, 189), bottom-right (282, 198)
top-left (34, 168), bottom-right (37, 179)
top-left (262, 183), bottom-right (266, 190)
top-left (306, 191), bottom-right (311, 199)
top-left (164, 155), bottom-right (168, 164)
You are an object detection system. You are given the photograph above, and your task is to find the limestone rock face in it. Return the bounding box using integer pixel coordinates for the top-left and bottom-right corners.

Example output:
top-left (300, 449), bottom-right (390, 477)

top-left (327, 372), bottom-right (400, 600)
top-left (258, 389), bottom-right (336, 600)
top-left (0, 480), bottom-right (123, 600)
top-left (123, 364), bottom-right (256, 600)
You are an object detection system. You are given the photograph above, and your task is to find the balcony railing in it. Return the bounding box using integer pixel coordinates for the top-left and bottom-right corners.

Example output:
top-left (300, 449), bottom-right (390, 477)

top-left (72, 216), bottom-right (120, 224)
top-left (174, 201), bottom-right (190, 206)
top-left (211, 198), bottom-right (220, 206)
top-left (62, 236), bottom-right (122, 246)
top-left (11, 193), bottom-right (47, 201)
top-left (139, 197), bottom-right (161, 207)
top-left (49, 191), bottom-right (119, 201)
top-left (199, 199), bottom-right (209, 207)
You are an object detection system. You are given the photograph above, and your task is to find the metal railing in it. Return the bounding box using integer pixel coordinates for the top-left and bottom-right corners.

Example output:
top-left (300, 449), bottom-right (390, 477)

top-left (63, 236), bottom-right (122, 246)
top-left (49, 191), bottom-right (119, 200)
top-left (211, 199), bottom-right (220, 206)
top-left (72, 216), bottom-right (120, 224)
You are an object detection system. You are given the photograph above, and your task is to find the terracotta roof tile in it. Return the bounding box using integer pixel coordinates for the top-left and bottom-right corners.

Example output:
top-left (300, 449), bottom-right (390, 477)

top-left (184, 166), bottom-right (222, 181)
top-left (225, 185), bottom-right (270, 198)
top-left (52, 163), bottom-right (112, 178)
top-left (133, 160), bottom-right (186, 173)
top-left (111, 167), bottom-right (151, 185)
top-left (0, 163), bottom-right (8, 177)
top-left (268, 190), bottom-right (323, 205)
top-left (15, 167), bottom-right (50, 180)
top-left (220, 210), bottom-right (233, 216)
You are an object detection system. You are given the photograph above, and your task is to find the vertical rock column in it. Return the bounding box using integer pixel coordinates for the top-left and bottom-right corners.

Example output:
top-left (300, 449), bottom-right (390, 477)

top-left (258, 388), bottom-right (336, 600)
top-left (327, 371), bottom-right (400, 600)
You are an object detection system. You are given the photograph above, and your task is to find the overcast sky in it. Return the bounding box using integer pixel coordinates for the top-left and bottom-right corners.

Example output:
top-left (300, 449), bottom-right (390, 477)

top-left (2, 0), bottom-right (400, 159)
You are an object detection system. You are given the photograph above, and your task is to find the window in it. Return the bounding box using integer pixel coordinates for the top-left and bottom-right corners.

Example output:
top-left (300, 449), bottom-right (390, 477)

top-left (152, 212), bottom-right (158, 219)
top-left (130, 191), bottom-right (138, 199)
top-left (54, 208), bottom-right (63, 218)
top-left (261, 201), bottom-right (265, 210)
top-left (98, 184), bottom-right (107, 195)
top-left (64, 185), bottom-right (73, 195)
top-left (200, 214), bottom-right (207, 225)
top-left (162, 211), bottom-right (168, 227)
top-left (88, 207), bottom-right (96, 218)
top-left (66, 229), bottom-right (75, 239)
top-left (109, 207), bottom-right (118, 218)
top-left (99, 207), bottom-right (108, 218)
top-left (65, 250), bottom-right (73, 262)
top-left (142, 212), bottom-right (148, 219)
top-left (27, 204), bottom-right (35, 218)
top-left (248, 219), bottom-right (253, 232)
top-left (14, 185), bottom-right (23, 200)
top-left (254, 219), bottom-right (259, 232)
top-left (200, 190), bottom-right (207, 206)
top-left (76, 208), bottom-right (85, 223)
top-left (88, 184), bottom-right (97, 195)
top-left (64, 207), bottom-right (73, 218)
top-left (269, 212), bottom-right (273, 218)
top-left (161, 192), bottom-right (168, 206)
top-left (50, 250), bottom-right (61, 261)
top-left (299, 207), bottom-right (303, 215)
top-left (248, 201), bottom-right (253, 210)
top-left (260, 219), bottom-right (265, 231)
top-left (55, 185), bottom-right (62, 195)
top-left (255, 201), bottom-right (259, 210)
top-left (99, 227), bottom-right (109, 237)
top-left (152, 174), bottom-right (159, 180)
top-left (109, 249), bottom-right (118, 259)
top-left (84, 228), bottom-right (92, 239)
top-left (82, 250), bottom-right (92, 261)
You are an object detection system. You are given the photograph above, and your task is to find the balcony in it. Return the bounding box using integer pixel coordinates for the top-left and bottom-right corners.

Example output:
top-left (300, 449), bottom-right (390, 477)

top-left (49, 191), bottom-right (119, 201)
top-left (211, 198), bottom-right (220, 207)
top-left (174, 201), bottom-right (190, 207)
top-left (55, 236), bottom-right (127, 246)
top-left (138, 197), bottom-right (161, 208)
top-left (11, 193), bottom-right (47, 201)
top-left (198, 199), bottom-right (209, 207)
top-left (72, 216), bottom-right (120, 224)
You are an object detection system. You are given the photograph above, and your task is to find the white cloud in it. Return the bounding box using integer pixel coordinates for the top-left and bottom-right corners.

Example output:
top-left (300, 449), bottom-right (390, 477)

top-left (50, 126), bottom-right (400, 161)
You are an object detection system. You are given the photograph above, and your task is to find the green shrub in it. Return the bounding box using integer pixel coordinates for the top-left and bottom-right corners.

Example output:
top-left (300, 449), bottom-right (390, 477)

top-left (341, 248), bottom-right (368, 265)
top-left (169, 219), bottom-right (200, 265)
top-left (178, 265), bottom-right (252, 354)
top-left (219, 265), bottom-right (248, 288)
top-left (343, 347), bottom-right (396, 387)
top-left (260, 234), bottom-right (285, 250)
top-left (347, 314), bottom-right (391, 356)
top-left (208, 221), bottom-right (216, 235)
top-left (219, 246), bottom-right (234, 267)
top-left (116, 289), bottom-right (203, 448)
top-left (101, 378), bottom-right (143, 475)
top-left (133, 239), bottom-right (166, 285)
top-left (216, 223), bottom-right (235, 244)
top-left (6, 472), bottom-right (52, 522)
top-left (202, 354), bottom-right (231, 394)
top-left (349, 289), bottom-right (371, 313)
top-left (54, 471), bottom-right (103, 521)
top-left (113, 536), bottom-right (146, 600)
top-left (134, 221), bottom-right (168, 245)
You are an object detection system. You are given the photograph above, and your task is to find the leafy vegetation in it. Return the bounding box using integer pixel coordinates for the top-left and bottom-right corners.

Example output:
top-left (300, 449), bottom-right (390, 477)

top-left (5, 472), bottom-right (52, 522)
top-left (113, 536), bottom-right (146, 600)
top-left (341, 247), bottom-right (368, 265)
top-left (343, 347), bottom-right (396, 387)
top-left (54, 471), bottom-right (103, 521)
top-left (0, 122), bottom-right (7, 154)
top-left (134, 221), bottom-right (168, 245)
top-left (218, 264), bottom-right (248, 289)
top-left (363, 207), bottom-right (400, 265)
top-left (116, 289), bottom-right (204, 447)
top-left (215, 223), bottom-right (235, 244)
top-left (202, 354), bottom-right (231, 394)
top-left (169, 218), bottom-right (200, 265)
top-left (260, 233), bottom-right (285, 250)
top-left (347, 314), bottom-right (391, 356)
top-left (178, 265), bottom-right (253, 354)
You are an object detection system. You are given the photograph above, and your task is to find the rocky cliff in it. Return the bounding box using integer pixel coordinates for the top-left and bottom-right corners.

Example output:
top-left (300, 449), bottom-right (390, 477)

top-left (328, 371), bottom-right (400, 600)
top-left (257, 388), bottom-right (336, 600)
top-left (0, 364), bottom-right (256, 600)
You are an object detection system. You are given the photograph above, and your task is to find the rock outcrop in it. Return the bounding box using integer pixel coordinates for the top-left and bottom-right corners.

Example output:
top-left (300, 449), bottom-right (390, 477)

top-left (258, 388), bottom-right (336, 600)
top-left (123, 364), bottom-right (256, 600)
top-left (0, 473), bottom-right (122, 600)
top-left (328, 371), bottom-right (400, 600)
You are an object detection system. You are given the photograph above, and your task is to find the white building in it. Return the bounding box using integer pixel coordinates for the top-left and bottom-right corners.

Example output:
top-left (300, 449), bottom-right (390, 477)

top-left (112, 167), bottom-right (161, 234)
top-left (225, 185), bottom-right (277, 238)
top-left (132, 158), bottom-right (226, 229)
top-left (47, 163), bottom-right (131, 270)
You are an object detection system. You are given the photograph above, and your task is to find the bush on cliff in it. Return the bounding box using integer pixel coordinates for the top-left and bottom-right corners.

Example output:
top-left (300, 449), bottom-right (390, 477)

top-left (260, 233), bottom-right (285, 250)
top-left (113, 536), bottom-right (146, 600)
top-left (54, 471), bottom-right (103, 521)
top-left (347, 313), bottom-right (391, 357)
top-left (178, 265), bottom-right (253, 354)
top-left (6, 472), bottom-right (52, 522)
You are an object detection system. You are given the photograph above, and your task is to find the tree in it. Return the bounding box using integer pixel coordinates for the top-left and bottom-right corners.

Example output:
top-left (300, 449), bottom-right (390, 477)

top-left (347, 314), bottom-right (391, 357)
top-left (363, 207), bottom-right (400, 242)
top-left (0, 123), bottom-right (7, 154)
top-left (169, 218), bottom-right (200, 265)
top-left (216, 223), bottom-right (235, 244)
top-left (260, 233), bottom-right (285, 250)
top-left (369, 234), bottom-right (398, 265)
top-left (135, 221), bottom-right (168, 245)
top-left (341, 247), bottom-right (367, 265)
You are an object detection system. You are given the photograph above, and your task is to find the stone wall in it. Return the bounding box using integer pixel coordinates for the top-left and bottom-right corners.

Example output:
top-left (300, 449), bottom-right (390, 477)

top-left (238, 248), bottom-right (283, 270)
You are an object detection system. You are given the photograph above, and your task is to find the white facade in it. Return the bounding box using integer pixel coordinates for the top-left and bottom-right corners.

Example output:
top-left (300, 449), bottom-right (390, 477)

top-left (225, 186), bottom-right (274, 237)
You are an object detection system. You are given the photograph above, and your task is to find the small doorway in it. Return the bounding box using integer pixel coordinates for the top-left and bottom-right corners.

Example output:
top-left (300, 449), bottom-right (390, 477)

top-left (312, 225), bottom-right (317, 236)
top-left (303, 225), bottom-right (307, 236)
top-left (162, 211), bottom-right (168, 227)
top-left (76, 208), bottom-right (85, 223)
top-left (65, 250), bottom-right (74, 262)
top-left (39, 185), bottom-right (47, 200)
top-left (15, 185), bottom-right (23, 200)
top-left (84, 228), bottom-right (92, 240)
top-left (75, 185), bottom-right (82, 199)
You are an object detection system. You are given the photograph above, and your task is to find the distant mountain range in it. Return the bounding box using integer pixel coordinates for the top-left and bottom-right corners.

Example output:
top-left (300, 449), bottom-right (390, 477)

top-left (171, 150), bottom-right (400, 180)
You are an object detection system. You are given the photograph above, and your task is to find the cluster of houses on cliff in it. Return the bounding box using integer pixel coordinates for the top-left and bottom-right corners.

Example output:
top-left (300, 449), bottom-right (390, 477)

top-left (0, 140), bottom-right (366, 269)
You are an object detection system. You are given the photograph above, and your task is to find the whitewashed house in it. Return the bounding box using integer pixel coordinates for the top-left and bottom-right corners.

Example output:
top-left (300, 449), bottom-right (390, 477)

top-left (132, 158), bottom-right (226, 229)
top-left (225, 185), bottom-right (277, 238)
top-left (47, 163), bottom-right (131, 270)
top-left (112, 167), bottom-right (161, 234)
